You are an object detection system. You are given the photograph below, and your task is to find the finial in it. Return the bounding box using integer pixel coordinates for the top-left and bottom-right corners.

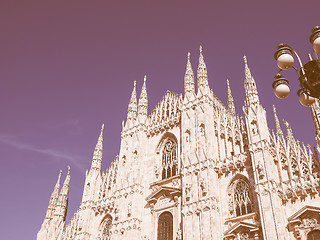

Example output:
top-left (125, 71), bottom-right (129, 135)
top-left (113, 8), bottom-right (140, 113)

top-left (227, 79), bottom-right (235, 113)
top-left (134, 80), bottom-right (136, 88)
top-left (273, 105), bottom-right (283, 135)
top-left (283, 119), bottom-right (290, 128)
top-left (67, 166), bottom-right (70, 174)
top-left (101, 123), bottom-right (104, 131)
top-left (187, 52), bottom-right (190, 60)
top-left (57, 170), bottom-right (62, 183)
top-left (144, 75), bottom-right (146, 83)
top-left (199, 45), bottom-right (203, 54)
top-left (243, 56), bottom-right (247, 64)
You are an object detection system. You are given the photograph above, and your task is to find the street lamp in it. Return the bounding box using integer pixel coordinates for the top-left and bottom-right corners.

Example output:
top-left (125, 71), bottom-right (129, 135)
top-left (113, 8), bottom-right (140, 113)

top-left (272, 26), bottom-right (320, 106)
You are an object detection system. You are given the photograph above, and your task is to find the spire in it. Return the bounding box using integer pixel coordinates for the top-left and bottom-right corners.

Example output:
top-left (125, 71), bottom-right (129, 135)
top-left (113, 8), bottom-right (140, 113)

top-left (243, 56), bottom-right (260, 108)
top-left (184, 52), bottom-right (195, 101)
top-left (272, 105), bottom-right (283, 136)
top-left (44, 170), bottom-right (62, 221)
top-left (90, 124), bottom-right (104, 172)
top-left (126, 81), bottom-right (138, 127)
top-left (227, 79), bottom-right (235, 114)
top-left (138, 76), bottom-right (148, 123)
top-left (54, 166), bottom-right (70, 222)
top-left (197, 46), bottom-right (210, 96)
top-left (283, 120), bottom-right (296, 147)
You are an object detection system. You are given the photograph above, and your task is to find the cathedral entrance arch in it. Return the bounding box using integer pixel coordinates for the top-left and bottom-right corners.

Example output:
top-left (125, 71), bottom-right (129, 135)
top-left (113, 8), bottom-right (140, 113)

top-left (158, 211), bottom-right (173, 240)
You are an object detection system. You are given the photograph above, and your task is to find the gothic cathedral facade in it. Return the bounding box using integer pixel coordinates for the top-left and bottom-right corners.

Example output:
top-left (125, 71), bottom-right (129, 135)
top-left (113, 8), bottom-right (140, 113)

top-left (38, 47), bottom-right (320, 240)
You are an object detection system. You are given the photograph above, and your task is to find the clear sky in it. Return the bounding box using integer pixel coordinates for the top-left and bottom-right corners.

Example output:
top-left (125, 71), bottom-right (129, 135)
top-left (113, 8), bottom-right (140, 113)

top-left (1, 1), bottom-right (319, 239)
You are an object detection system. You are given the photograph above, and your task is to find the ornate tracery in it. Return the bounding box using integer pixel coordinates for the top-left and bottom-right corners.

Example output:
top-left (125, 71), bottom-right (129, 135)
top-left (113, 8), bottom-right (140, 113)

top-left (161, 138), bottom-right (178, 180)
top-left (99, 215), bottom-right (112, 240)
top-left (229, 178), bottom-right (252, 217)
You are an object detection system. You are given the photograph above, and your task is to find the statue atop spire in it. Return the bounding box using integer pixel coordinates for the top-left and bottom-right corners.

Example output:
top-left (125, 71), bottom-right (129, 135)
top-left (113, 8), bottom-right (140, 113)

top-left (227, 79), bottom-right (235, 114)
top-left (283, 120), bottom-right (296, 146)
top-left (243, 56), bottom-right (260, 109)
top-left (90, 124), bottom-right (104, 172)
top-left (126, 81), bottom-right (138, 128)
top-left (138, 76), bottom-right (148, 123)
top-left (197, 45), bottom-right (210, 96)
top-left (184, 52), bottom-right (195, 102)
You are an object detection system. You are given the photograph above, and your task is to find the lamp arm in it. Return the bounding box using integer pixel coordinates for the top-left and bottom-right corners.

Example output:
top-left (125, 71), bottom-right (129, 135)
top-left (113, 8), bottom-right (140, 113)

top-left (282, 44), bottom-right (306, 75)
top-left (314, 48), bottom-right (319, 60)
top-left (292, 66), bottom-right (300, 77)
top-left (291, 49), bottom-right (304, 69)
top-left (288, 47), bottom-right (307, 83)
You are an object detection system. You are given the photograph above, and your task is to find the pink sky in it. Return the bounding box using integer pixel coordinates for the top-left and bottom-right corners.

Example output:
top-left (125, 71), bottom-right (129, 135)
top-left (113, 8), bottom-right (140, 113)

top-left (1, 1), bottom-right (319, 239)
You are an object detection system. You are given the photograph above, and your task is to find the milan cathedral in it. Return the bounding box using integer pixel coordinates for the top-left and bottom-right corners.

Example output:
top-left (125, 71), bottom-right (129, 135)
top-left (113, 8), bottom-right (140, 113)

top-left (38, 47), bottom-right (320, 240)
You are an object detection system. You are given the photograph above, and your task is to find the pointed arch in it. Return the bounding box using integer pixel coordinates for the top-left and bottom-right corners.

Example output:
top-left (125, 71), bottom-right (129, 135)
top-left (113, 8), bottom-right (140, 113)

top-left (162, 138), bottom-right (177, 179)
top-left (157, 132), bottom-right (178, 180)
top-left (228, 175), bottom-right (253, 217)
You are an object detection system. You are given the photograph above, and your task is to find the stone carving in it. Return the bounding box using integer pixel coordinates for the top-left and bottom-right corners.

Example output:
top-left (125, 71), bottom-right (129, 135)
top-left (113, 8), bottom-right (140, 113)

top-left (185, 184), bottom-right (191, 201)
top-left (141, 235), bottom-right (150, 240)
top-left (127, 202), bottom-right (132, 217)
top-left (200, 178), bottom-right (207, 197)
top-left (176, 228), bottom-right (182, 240)
top-left (38, 50), bottom-right (320, 240)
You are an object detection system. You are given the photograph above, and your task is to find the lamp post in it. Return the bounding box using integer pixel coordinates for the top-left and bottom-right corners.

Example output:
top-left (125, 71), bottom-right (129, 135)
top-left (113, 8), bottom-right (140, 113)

top-left (272, 26), bottom-right (320, 106)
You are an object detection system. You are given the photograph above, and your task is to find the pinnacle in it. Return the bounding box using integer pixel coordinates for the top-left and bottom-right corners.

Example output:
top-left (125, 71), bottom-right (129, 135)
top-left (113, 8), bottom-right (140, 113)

top-left (273, 105), bottom-right (283, 136)
top-left (90, 125), bottom-right (104, 172)
top-left (185, 52), bottom-right (193, 74)
top-left (244, 55), bottom-right (252, 81)
top-left (126, 80), bottom-right (138, 125)
top-left (138, 75), bottom-right (148, 117)
top-left (184, 52), bottom-right (195, 97)
top-left (243, 55), bottom-right (260, 108)
top-left (227, 79), bottom-right (235, 113)
top-left (197, 45), bottom-right (209, 94)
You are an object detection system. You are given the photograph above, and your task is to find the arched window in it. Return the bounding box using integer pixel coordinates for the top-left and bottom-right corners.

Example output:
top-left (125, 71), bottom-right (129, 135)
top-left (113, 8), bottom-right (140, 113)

top-left (229, 178), bottom-right (252, 217)
top-left (307, 230), bottom-right (320, 240)
top-left (158, 212), bottom-right (173, 240)
top-left (161, 139), bottom-right (177, 180)
top-left (100, 215), bottom-right (112, 240)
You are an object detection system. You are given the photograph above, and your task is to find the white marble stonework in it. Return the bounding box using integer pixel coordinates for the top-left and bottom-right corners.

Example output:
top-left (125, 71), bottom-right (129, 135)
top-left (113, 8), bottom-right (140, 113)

top-left (38, 48), bottom-right (320, 240)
